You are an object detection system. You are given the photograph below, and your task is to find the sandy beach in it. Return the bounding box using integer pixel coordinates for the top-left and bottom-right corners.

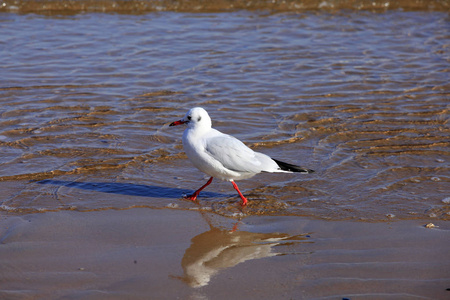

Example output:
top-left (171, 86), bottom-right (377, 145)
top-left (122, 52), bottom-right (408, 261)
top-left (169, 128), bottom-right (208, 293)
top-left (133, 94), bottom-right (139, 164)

top-left (1, 4), bottom-right (449, 299)
top-left (1, 208), bottom-right (448, 299)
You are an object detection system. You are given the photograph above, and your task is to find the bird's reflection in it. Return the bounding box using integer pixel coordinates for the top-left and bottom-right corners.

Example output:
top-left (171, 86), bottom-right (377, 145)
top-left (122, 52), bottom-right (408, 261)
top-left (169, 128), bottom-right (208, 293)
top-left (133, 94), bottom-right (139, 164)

top-left (175, 216), bottom-right (310, 288)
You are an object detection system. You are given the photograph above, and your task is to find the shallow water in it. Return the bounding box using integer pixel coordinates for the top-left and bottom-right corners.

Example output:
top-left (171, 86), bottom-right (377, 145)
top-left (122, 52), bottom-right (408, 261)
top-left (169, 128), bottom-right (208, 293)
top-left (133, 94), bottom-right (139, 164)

top-left (0, 7), bottom-right (449, 221)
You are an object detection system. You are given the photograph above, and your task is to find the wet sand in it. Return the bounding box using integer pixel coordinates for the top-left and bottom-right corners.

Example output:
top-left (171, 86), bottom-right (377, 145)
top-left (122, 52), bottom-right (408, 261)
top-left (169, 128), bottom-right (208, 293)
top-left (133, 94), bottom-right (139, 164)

top-left (0, 5), bottom-right (449, 300)
top-left (1, 208), bottom-right (449, 299)
top-left (1, 0), bottom-right (448, 14)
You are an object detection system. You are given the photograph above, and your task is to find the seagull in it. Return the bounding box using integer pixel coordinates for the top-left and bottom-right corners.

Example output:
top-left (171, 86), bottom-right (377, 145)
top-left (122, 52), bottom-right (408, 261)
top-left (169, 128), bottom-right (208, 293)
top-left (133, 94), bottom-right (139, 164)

top-left (170, 107), bottom-right (314, 206)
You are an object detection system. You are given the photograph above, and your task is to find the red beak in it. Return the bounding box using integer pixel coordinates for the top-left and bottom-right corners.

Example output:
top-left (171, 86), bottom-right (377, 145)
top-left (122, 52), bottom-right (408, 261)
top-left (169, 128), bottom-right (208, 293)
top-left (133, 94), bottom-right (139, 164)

top-left (169, 120), bottom-right (187, 126)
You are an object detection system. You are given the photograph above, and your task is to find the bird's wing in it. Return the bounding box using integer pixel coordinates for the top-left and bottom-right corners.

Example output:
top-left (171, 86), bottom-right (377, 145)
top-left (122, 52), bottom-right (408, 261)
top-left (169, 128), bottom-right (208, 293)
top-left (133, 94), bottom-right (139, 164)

top-left (204, 133), bottom-right (264, 174)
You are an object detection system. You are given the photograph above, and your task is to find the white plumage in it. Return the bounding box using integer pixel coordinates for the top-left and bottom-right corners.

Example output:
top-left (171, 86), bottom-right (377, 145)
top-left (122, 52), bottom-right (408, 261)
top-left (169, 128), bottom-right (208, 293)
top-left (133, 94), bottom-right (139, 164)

top-left (170, 107), bottom-right (313, 205)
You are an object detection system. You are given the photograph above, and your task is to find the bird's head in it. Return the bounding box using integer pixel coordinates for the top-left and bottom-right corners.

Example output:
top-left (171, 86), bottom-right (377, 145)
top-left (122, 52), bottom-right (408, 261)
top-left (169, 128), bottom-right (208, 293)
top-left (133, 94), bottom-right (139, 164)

top-left (170, 107), bottom-right (212, 129)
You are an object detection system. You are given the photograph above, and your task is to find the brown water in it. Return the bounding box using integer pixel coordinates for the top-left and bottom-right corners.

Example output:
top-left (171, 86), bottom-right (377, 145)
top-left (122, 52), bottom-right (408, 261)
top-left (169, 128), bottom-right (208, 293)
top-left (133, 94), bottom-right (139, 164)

top-left (0, 4), bottom-right (449, 221)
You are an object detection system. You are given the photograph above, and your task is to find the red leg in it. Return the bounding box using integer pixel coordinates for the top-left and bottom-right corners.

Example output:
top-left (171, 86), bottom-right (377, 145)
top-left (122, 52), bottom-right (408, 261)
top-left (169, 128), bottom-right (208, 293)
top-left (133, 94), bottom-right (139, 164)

top-left (185, 177), bottom-right (213, 201)
top-left (231, 180), bottom-right (248, 206)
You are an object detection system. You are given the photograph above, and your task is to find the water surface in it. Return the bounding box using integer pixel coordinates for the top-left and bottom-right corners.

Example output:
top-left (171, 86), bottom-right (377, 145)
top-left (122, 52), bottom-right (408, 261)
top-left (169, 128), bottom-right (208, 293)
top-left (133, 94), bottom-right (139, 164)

top-left (0, 8), bottom-right (449, 221)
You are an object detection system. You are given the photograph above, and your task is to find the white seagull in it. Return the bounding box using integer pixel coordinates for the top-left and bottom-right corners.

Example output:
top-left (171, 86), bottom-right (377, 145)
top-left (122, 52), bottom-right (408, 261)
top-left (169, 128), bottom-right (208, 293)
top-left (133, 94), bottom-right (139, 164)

top-left (170, 107), bottom-right (314, 206)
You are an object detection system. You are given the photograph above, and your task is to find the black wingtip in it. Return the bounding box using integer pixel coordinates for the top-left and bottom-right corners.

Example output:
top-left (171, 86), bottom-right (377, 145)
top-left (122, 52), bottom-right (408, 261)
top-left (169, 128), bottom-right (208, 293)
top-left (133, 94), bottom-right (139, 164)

top-left (273, 158), bottom-right (314, 174)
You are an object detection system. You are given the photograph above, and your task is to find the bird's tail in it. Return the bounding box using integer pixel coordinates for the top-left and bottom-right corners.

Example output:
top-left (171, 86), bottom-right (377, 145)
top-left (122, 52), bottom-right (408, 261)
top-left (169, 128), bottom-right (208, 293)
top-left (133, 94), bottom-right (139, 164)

top-left (273, 159), bottom-right (314, 174)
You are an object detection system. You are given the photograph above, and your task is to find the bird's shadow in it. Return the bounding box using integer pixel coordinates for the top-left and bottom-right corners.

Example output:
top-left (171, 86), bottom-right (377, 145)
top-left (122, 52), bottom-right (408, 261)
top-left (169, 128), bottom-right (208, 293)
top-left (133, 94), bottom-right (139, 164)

top-left (37, 179), bottom-right (227, 199)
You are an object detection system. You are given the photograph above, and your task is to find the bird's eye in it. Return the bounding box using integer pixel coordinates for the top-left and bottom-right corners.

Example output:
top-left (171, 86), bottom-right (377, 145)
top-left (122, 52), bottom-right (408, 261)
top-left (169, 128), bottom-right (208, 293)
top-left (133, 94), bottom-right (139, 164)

top-left (187, 116), bottom-right (191, 120)
top-left (197, 116), bottom-right (201, 121)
